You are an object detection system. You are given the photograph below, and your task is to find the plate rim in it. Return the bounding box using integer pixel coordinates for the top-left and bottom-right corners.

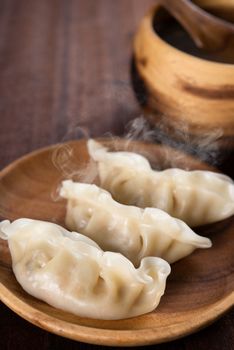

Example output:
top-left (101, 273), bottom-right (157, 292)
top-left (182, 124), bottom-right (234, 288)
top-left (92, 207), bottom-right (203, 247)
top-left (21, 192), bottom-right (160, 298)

top-left (0, 139), bottom-right (233, 346)
top-left (0, 279), bottom-right (233, 346)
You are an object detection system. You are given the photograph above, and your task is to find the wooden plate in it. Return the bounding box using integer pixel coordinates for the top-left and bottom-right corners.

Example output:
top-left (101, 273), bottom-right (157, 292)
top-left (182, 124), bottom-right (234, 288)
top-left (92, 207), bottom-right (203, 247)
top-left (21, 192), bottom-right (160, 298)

top-left (0, 139), bottom-right (233, 346)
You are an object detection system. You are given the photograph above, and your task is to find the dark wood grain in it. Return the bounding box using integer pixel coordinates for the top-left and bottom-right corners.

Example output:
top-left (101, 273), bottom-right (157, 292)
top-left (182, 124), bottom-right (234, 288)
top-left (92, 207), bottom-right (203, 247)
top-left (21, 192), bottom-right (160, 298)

top-left (0, 0), bottom-right (233, 349)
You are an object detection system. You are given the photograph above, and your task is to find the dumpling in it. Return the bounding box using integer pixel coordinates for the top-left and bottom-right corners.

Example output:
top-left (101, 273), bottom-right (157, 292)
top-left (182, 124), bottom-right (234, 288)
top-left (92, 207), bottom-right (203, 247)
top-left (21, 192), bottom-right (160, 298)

top-left (60, 180), bottom-right (211, 266)
top-left (0, 218), bottom-right (170, 320)
top-left (88, 139), bottom-right (234, 227)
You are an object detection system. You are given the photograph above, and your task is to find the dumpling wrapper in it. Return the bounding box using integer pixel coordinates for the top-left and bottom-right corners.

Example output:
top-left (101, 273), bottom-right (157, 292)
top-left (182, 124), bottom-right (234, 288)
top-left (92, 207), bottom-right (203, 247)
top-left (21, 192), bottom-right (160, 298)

top-left (88, 139), bottom-right (234, 227)
top-left (0, 219), bottom-right (170, 320)
top-left (60, 180), bottom-right (211, 266)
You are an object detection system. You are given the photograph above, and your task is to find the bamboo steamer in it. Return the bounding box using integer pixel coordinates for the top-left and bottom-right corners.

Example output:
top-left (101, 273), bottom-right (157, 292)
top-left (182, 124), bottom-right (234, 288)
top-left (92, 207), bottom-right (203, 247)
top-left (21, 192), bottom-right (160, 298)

top-left (133, 0), bottom-right (234, 175)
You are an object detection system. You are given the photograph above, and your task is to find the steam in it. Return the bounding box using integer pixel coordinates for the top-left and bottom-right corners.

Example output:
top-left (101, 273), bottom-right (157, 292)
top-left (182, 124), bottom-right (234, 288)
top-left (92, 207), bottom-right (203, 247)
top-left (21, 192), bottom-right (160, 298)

top-left (51, 114), bottom-right (224, 201)
top-left (124, 115), bottom-right (223, 168)
top-left (51, 126), bottom-right (98, 201)
top-left (151, 114), bottom-right (223, 166)
top-left (52, 144), bottom-right (75, 178)
top-left (125, 117), bottom-right (156, 142)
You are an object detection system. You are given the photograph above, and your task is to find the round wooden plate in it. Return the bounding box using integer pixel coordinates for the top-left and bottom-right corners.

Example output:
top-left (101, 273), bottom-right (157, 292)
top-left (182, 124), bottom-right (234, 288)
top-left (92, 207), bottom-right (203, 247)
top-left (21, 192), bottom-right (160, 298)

top-left (0, 139), bottom-right (233, 346)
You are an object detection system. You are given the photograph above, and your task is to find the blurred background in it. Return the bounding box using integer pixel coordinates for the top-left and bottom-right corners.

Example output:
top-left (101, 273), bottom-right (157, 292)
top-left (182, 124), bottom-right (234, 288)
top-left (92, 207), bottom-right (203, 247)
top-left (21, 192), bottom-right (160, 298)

top-left (0, 1), bottom-right (233, 349)
top-left (0, 0), bottom-right (156, 168)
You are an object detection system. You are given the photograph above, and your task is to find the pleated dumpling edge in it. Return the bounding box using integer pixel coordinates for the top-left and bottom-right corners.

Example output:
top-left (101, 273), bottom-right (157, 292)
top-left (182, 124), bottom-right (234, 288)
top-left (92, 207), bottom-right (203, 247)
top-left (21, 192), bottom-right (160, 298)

top-left (0, 218), bottom-right (170, 320)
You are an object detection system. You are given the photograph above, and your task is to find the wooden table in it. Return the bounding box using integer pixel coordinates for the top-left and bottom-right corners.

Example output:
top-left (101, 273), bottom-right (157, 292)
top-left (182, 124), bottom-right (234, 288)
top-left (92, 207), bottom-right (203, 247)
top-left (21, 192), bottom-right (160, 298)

top-left (0, 1), bottom-right (233, 349)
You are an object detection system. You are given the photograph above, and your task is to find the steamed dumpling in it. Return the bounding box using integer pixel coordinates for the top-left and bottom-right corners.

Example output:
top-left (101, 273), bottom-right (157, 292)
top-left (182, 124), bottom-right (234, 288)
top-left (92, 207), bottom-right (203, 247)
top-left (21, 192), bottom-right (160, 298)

top-left (0, 219), bottom-right (170, 320)
top-left (88, 139), bottom-right (234, 227)
top-left (60, 180), bottom-right (211, 266)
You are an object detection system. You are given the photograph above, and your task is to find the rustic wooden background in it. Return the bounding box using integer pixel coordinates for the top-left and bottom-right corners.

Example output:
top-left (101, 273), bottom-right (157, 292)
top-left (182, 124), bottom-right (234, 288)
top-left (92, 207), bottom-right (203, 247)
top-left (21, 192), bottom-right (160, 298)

top-left (0, 0), bottom-right (233, 349)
